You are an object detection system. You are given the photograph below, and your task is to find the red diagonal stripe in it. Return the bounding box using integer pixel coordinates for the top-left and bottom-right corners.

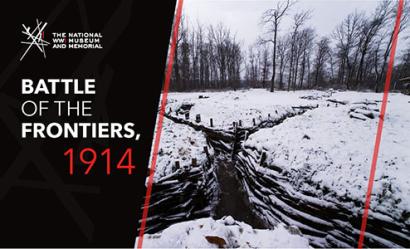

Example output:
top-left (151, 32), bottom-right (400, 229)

top-left (136, 0), bottom-right (184, 248)
top-left (357, 0), bottom-right (404, 248)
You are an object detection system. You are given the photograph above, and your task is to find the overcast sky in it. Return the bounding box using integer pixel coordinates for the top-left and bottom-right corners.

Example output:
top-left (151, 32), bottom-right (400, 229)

top-left (182, 0), bottom-right (406, 50)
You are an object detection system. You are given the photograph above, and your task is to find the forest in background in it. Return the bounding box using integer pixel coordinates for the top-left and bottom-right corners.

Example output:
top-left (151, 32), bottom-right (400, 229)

top-left (170, 0), bottom-right (410, 93)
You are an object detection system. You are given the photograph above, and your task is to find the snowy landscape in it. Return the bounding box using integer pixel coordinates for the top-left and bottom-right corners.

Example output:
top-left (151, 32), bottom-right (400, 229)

top-left (137, 0), bottom-right (410, 247)
top-left (138, 89), bottom-right (410, 248)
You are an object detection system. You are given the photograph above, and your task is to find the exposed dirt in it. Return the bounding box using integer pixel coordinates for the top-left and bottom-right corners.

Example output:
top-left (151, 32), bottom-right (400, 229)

top-left (214, 154), bottom-right (266, 229)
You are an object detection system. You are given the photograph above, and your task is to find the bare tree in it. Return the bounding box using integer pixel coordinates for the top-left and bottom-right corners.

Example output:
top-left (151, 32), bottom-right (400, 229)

top-left (375, 0), bottom-right (410, 92)
top-left (207, 23), bottom-right (243, 89)
top-left (208, 23), bottom-right (229, 87)
top-left (259, 44), bottom-right (271, 88)
top-left (355, 1), bottom-right (390, 88)
top-left (313, 37), bottom-right (330, 87)
top-left (260, 0), bottom-right (295, 92)
top-left (298, 28), bottom-right (315, 88)
top-left (287, 11), bottom-right (311, 91)
top-left (180, 22), bottom-right (190, 91)
top-left (277, 37), bottom-right (289, 90)
top-left (328, 50), bottom-right (337, 84)
top-left (190, 26), bottom-right (198, 88)
top-left (333, 12), bottom-right (362, 89)
top-left (246, 45), bottom-right (261, 87)
top-left (196, 22), bottom-right (206, 88)
top-left (172, 1), bottom-right (409, 92)
top-left (172, 15), bottom-right (187, 91)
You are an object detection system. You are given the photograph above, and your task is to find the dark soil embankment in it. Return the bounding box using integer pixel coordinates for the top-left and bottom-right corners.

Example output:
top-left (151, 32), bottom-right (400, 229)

top-left (214, 154), bottom-right (266, 229)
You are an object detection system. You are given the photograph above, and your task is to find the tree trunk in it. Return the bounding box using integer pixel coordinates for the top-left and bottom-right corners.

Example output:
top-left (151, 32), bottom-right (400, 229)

top-left (270, 25), bottom-right (278, 92)
top-left (315, 67), bottom-right (320, 87)
top-left (288, 52), bottom-right (294, 91)
top-left (174, 44), bottom-right (180, 90)
top-left (299, 54), bottom-right (306, 89)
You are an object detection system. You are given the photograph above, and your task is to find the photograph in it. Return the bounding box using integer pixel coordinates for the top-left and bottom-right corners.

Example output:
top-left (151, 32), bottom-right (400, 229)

top-left (138, 0), bottom-right (410, 248)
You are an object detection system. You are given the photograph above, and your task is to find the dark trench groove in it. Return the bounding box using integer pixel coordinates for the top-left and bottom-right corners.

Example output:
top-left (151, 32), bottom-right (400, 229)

top-left (213, 153), bottom-right (267, 229)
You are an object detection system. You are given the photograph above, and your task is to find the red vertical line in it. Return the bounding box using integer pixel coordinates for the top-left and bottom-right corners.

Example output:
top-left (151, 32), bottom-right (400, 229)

top-left (136, 0), bottom-right (184, 248)
top-left (357, 0), bottom-right (404, 248)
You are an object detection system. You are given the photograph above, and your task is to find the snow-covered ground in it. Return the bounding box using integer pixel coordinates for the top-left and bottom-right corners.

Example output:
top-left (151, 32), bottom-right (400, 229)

top-left (166, 89), bottom-right (316, 129)
top-left (145, 89), bottom-right (410, 247)
top-left (153, 118), bottom-right (214, 182)
top-left (137, 216), bottom-right (309, 248)
top-left (245, 91), bottom-right (410, 222)
top-left (164, 89), bottom-right (409, 221)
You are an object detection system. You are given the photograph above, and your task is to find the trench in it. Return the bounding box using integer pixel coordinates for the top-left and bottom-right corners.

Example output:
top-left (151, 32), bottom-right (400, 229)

top-left (214, 153), bottom-right (266, 229)
top-left (142, 107), bottom-right (410, 248)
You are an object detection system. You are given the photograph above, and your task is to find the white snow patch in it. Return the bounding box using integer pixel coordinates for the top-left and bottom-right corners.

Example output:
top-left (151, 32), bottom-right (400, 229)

top-left (137, 216), bottom-right (310, 248)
